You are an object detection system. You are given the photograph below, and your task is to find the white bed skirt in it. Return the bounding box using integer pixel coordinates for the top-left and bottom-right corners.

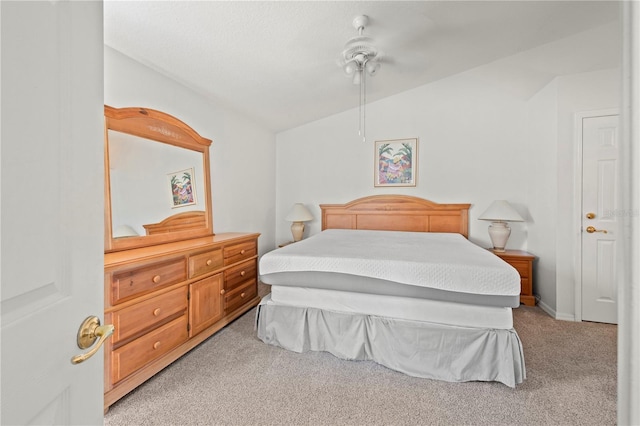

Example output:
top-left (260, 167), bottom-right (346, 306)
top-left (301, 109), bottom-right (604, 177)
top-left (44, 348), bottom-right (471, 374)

top-left (256, 295), bottom-right (526, 388)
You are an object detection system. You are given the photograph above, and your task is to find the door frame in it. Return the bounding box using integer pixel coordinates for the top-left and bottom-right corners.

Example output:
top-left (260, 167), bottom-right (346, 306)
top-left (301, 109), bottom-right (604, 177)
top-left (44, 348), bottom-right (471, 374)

top-left (572, 108), bottom-right (619, 322)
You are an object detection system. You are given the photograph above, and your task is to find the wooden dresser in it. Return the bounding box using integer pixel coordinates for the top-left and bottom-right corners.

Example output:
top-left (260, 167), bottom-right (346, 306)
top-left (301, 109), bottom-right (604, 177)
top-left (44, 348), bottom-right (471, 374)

top-left (103, 233), bottom-right (259, 409)
top-left (102, 106), bottom-right (261, 411)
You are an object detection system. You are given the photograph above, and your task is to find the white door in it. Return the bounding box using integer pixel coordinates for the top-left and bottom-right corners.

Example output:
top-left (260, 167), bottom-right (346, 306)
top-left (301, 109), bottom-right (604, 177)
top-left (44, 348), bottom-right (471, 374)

top-left (581, 114), bottom-right (619, 324)
top-left (1, 1), bottom-right (105, 424)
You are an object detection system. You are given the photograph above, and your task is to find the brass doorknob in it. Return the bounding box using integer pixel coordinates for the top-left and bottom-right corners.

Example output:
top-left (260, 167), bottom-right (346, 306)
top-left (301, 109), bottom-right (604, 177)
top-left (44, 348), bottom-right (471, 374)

top-left (586, 226), bottom-right (608, 234)
top-left (586, 212), bottom-right (596, 219)
top-left (71, 316), bottom-right (114, 365)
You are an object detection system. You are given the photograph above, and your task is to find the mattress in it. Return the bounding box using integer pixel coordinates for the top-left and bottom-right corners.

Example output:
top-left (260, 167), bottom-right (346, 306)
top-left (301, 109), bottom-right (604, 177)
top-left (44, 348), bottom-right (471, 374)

top-left (260, 229), bottom-right (521, 308)
top-left (269, 286), bottom-right (514, 329)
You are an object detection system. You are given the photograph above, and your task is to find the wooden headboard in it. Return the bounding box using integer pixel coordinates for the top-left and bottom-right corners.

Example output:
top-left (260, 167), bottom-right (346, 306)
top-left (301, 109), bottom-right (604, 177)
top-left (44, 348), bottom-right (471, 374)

top-left (143, 211), bottom-right (207, 235)
top-left (320, 195), bottom-right (471, 238)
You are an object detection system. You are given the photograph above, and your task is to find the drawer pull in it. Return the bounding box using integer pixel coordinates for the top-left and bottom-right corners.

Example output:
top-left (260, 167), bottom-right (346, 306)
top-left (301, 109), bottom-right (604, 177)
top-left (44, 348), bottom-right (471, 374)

top-left (240, 249), bottom-right (246, 255)
top-left (206, 259), bottom-right (212, 266)
top-left (240, 292), bottom-right (246, 298)
top-left (153, 341), bottom-right (161, 350)
top-left (153, 308), bottom-right (161, 316)
top-left (220, 289), bottom-right (226, 295)
top-left (152, 275), bottom-right (161, 284)
top-left (240, 270), bottom-right (246, 277)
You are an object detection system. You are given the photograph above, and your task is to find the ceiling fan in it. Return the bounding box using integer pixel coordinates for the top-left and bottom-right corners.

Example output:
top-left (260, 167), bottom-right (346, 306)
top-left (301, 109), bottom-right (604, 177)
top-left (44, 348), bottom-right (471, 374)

top-left (337, 15), bottom-right (384, 84)
top-left (337, 15), bottom-right (386, 142)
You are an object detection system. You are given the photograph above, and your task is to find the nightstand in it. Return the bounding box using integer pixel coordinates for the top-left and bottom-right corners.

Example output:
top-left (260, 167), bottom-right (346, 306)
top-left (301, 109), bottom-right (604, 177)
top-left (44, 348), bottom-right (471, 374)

top-left (491, 250), bottom-right (536, 306)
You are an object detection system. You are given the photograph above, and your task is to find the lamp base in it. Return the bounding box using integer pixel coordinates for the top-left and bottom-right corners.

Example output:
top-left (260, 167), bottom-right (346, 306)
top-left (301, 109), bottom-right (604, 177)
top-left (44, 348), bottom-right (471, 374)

top-left (290, 222), bottom-right (305, 242)
top-left (487, 221), bottom-right (511, 252)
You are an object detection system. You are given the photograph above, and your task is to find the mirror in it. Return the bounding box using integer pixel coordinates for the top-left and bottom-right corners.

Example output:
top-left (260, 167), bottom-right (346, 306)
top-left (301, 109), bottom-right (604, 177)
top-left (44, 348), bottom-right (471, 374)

top-left (105, 106), bottom-right (213, 252)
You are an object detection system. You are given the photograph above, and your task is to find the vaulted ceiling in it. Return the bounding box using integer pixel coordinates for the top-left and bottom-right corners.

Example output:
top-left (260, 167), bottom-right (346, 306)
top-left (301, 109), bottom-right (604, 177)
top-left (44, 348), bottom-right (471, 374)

top-left (104, 1), bottom-right (621, 132)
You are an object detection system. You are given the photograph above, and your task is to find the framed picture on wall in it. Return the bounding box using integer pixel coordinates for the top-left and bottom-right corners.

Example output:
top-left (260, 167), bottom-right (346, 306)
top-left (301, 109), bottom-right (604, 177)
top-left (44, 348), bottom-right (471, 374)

top-left (168, 167), bottom-right (197, 208)
top-left (374, 138), bottom-right (418, 187)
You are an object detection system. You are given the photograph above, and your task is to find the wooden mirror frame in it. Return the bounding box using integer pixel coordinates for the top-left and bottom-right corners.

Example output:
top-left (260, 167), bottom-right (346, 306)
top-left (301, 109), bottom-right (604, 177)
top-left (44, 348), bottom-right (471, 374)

top-left (104, 105), bottom-right (213, 252)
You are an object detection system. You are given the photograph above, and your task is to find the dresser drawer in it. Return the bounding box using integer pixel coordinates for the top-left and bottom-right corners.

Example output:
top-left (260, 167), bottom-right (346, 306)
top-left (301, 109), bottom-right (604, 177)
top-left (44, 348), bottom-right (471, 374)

top-left (111, 287), bottom-right (187, 345)
top-left (111, 315), bottom-right (188, 384)
top-left (224, 259), bottom-right (257, 291)
top-left (508, 260), bottom-right (530, 278)
top-left (111, 258), bottom-right (186, 304)
top-left (224, 241), bottom-right (256, 266)
top-left (224, 279), bottom-right (257, 313)
top-left (189, 248), bottom-right (223, 278)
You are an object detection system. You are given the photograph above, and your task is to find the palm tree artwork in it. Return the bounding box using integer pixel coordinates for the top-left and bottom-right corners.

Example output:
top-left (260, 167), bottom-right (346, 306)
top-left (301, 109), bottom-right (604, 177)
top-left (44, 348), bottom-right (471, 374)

top-left (169, 168), bottom-right (196, 207)
top-left (376, 139), bottom-right (416, 186)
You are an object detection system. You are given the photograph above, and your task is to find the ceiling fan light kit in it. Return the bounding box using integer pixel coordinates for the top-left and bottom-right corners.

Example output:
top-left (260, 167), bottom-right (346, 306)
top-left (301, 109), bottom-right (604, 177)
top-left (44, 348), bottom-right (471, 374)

top-left (338, 15), bottom-right (384, 142)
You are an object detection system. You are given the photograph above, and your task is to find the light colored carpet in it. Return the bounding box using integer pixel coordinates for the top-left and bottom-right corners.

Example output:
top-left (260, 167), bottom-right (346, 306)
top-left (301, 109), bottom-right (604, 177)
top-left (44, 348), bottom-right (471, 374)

top-left (104, 301), bottom-right (616, 426)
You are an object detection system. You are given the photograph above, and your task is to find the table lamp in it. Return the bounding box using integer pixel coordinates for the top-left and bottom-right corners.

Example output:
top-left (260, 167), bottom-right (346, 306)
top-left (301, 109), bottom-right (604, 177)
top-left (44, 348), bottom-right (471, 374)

top-left (285, 203), bottom-right (313, 242)
top-left (478, 200), bottom-right (524, 252)
top-left (113, 224), bottom-right (139, 238)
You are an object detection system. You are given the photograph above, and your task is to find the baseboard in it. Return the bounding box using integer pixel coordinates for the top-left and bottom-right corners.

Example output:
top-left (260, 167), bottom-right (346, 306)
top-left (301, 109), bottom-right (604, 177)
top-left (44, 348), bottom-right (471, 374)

top-left (536, 299), bottom-right (556, 318)
top-left (537, 299), bottom-right (576, 321)
top-left (554, 311), bottom-right (576, 322)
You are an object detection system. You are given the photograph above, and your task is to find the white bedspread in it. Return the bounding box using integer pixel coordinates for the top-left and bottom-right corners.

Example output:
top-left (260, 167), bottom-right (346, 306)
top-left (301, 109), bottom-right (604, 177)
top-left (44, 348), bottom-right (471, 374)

top-left (260, 229), bottom-right (521, 296)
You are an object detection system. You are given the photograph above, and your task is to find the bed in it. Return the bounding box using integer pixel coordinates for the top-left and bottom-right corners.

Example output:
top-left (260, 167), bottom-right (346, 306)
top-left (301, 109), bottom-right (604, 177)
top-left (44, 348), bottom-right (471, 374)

top-left (256, 195), bottom-right (526, 387)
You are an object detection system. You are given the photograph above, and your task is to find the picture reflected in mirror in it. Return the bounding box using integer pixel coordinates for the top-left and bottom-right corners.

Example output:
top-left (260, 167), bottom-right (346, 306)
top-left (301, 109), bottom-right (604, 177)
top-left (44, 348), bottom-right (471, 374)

top-left (108, 130), bottom-right (206, 238)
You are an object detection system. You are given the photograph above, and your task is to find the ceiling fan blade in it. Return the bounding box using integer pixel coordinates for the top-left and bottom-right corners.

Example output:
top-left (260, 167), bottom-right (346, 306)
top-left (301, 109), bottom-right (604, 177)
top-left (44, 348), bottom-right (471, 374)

top-left (374, 51), bottom-right (394, 66)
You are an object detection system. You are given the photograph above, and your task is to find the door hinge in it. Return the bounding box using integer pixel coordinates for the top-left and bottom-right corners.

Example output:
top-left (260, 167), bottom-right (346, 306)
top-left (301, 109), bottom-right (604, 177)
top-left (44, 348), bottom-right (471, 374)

top-left (187, 323), bottom-right (191, 332)
top-left (187, 291), bottom-right (190, 300)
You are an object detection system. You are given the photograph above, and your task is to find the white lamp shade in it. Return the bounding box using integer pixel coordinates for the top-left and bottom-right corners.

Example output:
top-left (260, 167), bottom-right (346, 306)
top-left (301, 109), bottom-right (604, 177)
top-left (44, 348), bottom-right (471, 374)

top-left (344, 62), bottom-right (356, 75)
top-left (352, 70), bottom-right (361, 85)
top-left (285, 203), bottom-right (313, 242)
top-left (113, 224), bottom-right (139, 238)
top-left (285, 203), bottom-right (313, 222)
top-left (478, 200), bottom-right (523, 252)
top-left (366, 61), bottom-right (380, 76)
top-left (478, 200), bottom-right (524, 222)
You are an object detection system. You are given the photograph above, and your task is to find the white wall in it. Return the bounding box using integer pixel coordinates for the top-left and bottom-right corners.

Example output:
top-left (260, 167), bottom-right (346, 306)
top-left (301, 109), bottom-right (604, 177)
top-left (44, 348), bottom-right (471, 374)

top-left (523, 68), bottom-right (621, 319)
top-left (104, 47), bottom-right (276, 254)
top-left (525, 79), bottom-right (559, 312)
top-left (554, 68), bottom-right (620, 319)
top-left (275, 58), bottom-right (619, 317)
top-left (104, 23), bottom-right (620, 315)
top-left (276, 67), bottom-right (529, 249)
